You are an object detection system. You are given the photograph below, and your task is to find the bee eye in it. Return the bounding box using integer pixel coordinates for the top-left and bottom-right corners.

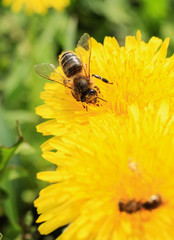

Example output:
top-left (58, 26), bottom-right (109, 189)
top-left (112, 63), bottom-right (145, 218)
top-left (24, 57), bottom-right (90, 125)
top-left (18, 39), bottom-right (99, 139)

top-left (89, 89), bottom-right (97, 95)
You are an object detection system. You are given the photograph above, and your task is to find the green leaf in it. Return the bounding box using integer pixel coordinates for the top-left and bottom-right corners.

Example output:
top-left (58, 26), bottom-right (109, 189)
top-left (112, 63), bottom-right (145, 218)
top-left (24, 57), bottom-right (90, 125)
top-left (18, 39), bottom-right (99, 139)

top-left (0, 188), bottom-right (8, 204)
top-left (0, 122), bottom-right (24, 176)
top-left (142, 0), bottom-right (169, 20)
top-left (1, 167), bottom-right (26, 233)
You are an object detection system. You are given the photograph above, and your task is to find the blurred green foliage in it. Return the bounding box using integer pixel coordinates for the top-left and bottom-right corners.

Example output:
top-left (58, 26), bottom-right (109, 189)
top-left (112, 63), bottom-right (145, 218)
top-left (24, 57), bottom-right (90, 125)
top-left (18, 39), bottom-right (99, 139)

top-left (1, 0), bottom-right (174, 239)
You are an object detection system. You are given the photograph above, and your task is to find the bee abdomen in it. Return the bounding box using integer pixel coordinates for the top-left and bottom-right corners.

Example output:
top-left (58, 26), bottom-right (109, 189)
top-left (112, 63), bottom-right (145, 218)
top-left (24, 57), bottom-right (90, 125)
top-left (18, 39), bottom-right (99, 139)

top-left (60, 51), bottom-right (82, 78)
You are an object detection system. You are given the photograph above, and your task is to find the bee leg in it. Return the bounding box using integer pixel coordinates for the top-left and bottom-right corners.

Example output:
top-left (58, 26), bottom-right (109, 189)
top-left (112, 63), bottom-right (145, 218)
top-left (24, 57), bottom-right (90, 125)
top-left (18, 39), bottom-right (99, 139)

top-left (82, 103), bottom-right (88, 111)
top-left (92, 74), bottom-right (113, 84)
top-left (94, 86), bottom-right (101, 93)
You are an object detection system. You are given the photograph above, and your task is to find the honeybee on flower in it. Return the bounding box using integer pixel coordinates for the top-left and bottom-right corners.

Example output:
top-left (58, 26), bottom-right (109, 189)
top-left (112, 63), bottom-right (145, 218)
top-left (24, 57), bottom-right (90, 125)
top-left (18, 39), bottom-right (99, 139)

top-left (34, 33), bottom-right (112, 110)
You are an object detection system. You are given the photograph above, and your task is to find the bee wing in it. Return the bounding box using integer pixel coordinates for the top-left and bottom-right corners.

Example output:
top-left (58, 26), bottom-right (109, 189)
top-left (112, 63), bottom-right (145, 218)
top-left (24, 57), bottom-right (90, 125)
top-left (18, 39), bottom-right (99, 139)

top-left (34, 63), bottom-right (72, 89)
top-left (76, 33), bottom-right (91, 78)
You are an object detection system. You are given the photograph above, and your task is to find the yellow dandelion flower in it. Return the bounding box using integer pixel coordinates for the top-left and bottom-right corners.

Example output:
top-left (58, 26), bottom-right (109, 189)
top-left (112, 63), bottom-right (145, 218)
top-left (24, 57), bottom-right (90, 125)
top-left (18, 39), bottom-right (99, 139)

top-left (35, 102), bottom-right (174, 240)
top-left (3, 0), bottom-right (69, 14)
top-left (36, 32), bottom-right (174, 136)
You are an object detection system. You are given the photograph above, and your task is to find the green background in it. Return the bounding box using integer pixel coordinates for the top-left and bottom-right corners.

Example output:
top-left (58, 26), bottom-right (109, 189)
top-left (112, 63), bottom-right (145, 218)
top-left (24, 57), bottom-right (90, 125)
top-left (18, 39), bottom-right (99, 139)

top-left (0, 0), bottom-right (174, 239)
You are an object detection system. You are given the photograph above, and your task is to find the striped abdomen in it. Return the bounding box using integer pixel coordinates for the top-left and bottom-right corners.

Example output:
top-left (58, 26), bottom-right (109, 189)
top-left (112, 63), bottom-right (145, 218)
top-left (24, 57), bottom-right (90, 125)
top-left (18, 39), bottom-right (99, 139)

top-left (60, 51), bottom-right (82, 78)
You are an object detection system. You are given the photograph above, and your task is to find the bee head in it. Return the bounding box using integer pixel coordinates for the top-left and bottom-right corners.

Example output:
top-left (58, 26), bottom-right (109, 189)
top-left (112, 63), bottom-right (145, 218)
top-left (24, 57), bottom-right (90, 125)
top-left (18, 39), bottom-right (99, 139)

top-left (81, 89), bottom-right (98, 104)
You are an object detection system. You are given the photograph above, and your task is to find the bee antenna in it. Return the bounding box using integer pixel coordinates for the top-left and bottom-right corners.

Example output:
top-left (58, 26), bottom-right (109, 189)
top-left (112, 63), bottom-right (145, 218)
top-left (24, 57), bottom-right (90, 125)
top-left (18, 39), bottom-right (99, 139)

top-left (97, 97), bottom-right (107, 102)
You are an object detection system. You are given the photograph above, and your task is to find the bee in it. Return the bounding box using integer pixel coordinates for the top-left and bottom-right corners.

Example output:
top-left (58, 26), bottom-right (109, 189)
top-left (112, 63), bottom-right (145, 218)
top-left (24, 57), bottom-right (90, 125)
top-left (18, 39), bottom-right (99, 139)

top-left (119, 199), bottom-right (142, 214)
top-left (118, 194), bottom-right (162, 214)
top-left (34, 33), bottom-right (112, 109)
top-left (142, 194), bottom-right (162, 210)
